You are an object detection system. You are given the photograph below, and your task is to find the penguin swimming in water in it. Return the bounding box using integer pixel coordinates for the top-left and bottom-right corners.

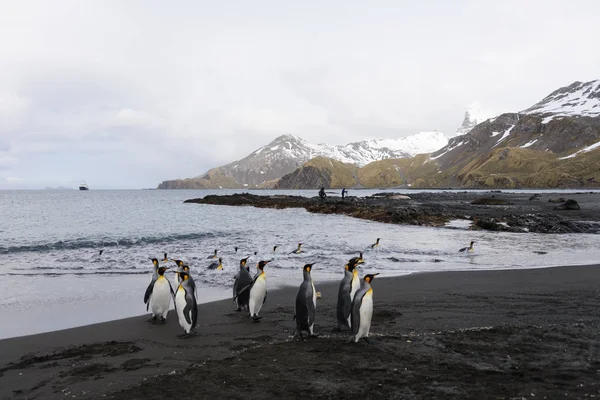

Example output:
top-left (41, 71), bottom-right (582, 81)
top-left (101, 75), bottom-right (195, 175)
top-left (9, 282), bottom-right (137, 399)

top-left (336, 257), bottom-right (364, 331)
top-left (235, 260), bottom-right (271, 320)
top-left (99, 249), bottom-right (104, 256)
top-left (208, 257), bottom-right (223, 270)
top-left (234, 246), bottom-right (239, 252)
top-left (350, 273), bottom-right (379, 343)
top-left (459, 241), bottom-right (475, 253)
top-left (294, 263), bottom-right (317, 338)
top-left (145, 266), bottom-right (175, 324)
top-left (273, 245), bottom-right (278, 253)
top-left (162, 253), bottom-right (169, 263)
top-left (207, 249), bottom-right (218, 259)
top-left (174, 271), bottom-right (198, 337)
top-left (370, 238), bottom-right (381, 249)
top-left (233, 257), bottom-right (253, 311)
top-left (290, 243), bottom-right (303, 254)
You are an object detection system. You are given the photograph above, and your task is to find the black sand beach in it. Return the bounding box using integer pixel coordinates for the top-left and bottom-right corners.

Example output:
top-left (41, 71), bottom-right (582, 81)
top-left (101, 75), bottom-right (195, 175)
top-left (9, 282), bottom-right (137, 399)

top-left (1, 265), bottom-right (599, 399)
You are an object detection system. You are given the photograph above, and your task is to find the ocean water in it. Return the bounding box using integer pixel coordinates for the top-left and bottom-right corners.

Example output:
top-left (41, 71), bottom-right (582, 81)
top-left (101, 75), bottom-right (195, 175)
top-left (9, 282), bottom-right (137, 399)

top-left (1, 188), bottom-right (600, 340)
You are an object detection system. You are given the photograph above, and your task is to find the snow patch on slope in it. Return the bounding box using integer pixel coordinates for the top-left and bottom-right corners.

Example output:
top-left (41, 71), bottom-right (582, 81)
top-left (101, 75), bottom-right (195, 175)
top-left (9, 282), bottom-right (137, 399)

top-left (523, 80), bottom-right (600, 121)
top-left (559, 140), bottom-right (600, 160)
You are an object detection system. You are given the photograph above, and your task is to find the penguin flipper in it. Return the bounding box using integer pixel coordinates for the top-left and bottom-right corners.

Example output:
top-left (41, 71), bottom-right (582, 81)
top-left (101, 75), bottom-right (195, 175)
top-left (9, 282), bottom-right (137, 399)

top-left (191, 300), bottom-right (198, 329)
top-left (233, 275), bottom-right (259, 301)
top-left (144, 281), bottom-right (154, 306)
top-left (263, 290), bottom-right (267, 304)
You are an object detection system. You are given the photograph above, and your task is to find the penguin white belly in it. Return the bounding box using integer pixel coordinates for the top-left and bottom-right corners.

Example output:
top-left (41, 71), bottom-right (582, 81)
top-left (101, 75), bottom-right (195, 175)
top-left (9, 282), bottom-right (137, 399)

top-left (175, 287), bottom-right (192, 333)
top-left (249, 275), bottom-right (266, 317)
top-left (355, 290), bottom-right (373, 342)
top-left (150, 277), bottom-right (171, 319)
top-left (310, 280), bottom-right (317, 334)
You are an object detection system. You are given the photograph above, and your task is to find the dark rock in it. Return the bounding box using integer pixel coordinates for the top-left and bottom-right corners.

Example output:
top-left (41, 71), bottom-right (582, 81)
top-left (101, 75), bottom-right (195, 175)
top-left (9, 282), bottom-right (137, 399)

top-left (471, 198), bottom-right (512, 205)
top-left (553, 199), bottom-right (580, 210)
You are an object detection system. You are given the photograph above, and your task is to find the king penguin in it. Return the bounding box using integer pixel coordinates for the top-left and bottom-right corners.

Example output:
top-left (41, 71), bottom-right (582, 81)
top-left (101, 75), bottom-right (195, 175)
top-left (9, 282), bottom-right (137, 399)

top-left (233, 257), bottom-right (252, 311)
top-left (459, 241), bottom-right (475, 253)
top-left (370, 238), bottom-right (381, 249)
top-left (290, 243), bottom-right (303, 254)
top-left (235, 260), bottom-right (271, 321)
top-left (294, 263), bottom-right (317, 338)
top-left (174, 271), bottom-right (198, 337)
top-left (145, 266), bottom-right (175, 324)
top-left (208, 257), bottom-right (223, 270)
top-left (207, 249), bottom-right (219, 259)
top-left (144, 258), bottom-right (161, 312)
top-left (350, 273), bottom-right (379, 343)
top-left (336, 257), bottom-right (364, 331)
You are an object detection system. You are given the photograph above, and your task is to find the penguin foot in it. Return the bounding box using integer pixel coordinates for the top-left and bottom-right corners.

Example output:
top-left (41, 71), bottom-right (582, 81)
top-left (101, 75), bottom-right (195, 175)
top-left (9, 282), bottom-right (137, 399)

top-left (308, 333), bottom-right (319, 339)
top-left (251, 315), bottom-right (262, 322)
top-left (149, 316), bottom-right (158, 324)
top-left (346, 336), bottom-right (356, 344)
top-left (235, 307), bottom-right (241, 312)
top-left (363, 337), bottom-right (372, 344)
top-left (158, 317), bottom-right (167, 324)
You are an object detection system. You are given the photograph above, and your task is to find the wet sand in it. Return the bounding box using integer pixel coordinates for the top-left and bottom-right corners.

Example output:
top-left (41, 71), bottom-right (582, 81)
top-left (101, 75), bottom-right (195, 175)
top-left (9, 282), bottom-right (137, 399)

top-left (1, 265), bottom-right (599, 399)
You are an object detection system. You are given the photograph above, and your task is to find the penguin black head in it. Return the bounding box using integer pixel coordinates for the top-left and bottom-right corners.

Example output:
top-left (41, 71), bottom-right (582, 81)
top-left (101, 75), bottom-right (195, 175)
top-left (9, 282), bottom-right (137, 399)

top-left (214, 249), bottom-right (218, 255)
top-left (273, 245), bottom-right (278, 252)
top-left (182, 265), bottom-right (190, 273)
top-left (257, 260), bottom-right (271, 270)
top-left (99, 249), bottom-right (104, 256)
top-left (298, 243), bottom-right (303, 247)
top-left (235, 246), bottom-right (239, 252)
top-left (158, 266), bottom-right (169, 275)
top-left (150, 258), bottom-right (159, 265)
top-left (470, 241), bottom-right (475, 245)
top-left (240, 257), bottom-right (249, 267)
top-left (364, 273), bottom-right (379, 283)
top-left (303, 263), bottom-right (315, 272)
top-left (254, 251), bottom-right (258, 256)
top-left (163, 253), bottom-right (168, 261)
top-left (179, 271), bottom-right (190, 281)
top-left (218, 257), bottom-right (223, 263)
top-left (346, 260), bottom-right (360, 272)
top-left (173, 259), bottom-right (184, 267)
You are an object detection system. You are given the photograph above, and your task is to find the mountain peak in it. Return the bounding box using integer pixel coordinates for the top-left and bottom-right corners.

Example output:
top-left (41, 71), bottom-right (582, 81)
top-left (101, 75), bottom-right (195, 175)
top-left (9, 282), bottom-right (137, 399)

top-left (522, 79), bottom-right (600, 119)
top-left (455, 102), bottom-right (492, 136)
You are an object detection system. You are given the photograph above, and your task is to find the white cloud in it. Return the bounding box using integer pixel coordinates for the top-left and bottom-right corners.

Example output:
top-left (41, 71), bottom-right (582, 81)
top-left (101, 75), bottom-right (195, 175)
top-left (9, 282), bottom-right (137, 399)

top-left (0, 0), bottom-right (599, 188)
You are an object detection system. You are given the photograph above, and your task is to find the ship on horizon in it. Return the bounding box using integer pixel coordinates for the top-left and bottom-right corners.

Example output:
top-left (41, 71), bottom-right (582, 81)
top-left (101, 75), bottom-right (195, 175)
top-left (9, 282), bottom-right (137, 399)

top-left (79, 183), bottom-right (89, 191)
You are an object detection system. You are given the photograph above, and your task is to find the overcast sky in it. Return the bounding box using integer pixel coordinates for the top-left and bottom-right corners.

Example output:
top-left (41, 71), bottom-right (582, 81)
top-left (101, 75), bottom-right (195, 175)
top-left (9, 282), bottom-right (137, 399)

top-left (1, 0), bottom-right (599, 189)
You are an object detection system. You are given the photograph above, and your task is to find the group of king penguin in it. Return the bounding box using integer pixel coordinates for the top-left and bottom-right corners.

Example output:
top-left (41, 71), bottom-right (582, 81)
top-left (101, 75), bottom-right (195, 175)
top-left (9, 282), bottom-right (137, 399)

top-left (141, 237), bottom-right (474, 342)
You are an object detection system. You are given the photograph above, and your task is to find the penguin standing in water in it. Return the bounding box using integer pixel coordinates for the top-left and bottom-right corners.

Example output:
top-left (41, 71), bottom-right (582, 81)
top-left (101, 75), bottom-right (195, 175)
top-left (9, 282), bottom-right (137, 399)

top-left (370, 238), bottom-right (381, 249)
top-left (459, 241), bottom-right (475, 253)
top-left (350, 274), bottom-right (379, 343)
top-left (207, 249), bottom-right (219, 259)
top-left (144, 266), bottom-right (175, 324)
top-left (290, 243), bottom-right (303, 254)
top-left (208, 257), bottom-right (223, 270)
top-left (336, 257), bottom-right (364, 331)
top-left (235, 260), bottom-right (271, 321)
top-left (294, 263), bottom-right (317, 338)
top-left (233, 257), bottom-right (252, 311)
top-left (174, 271), bottom-right (198, 337)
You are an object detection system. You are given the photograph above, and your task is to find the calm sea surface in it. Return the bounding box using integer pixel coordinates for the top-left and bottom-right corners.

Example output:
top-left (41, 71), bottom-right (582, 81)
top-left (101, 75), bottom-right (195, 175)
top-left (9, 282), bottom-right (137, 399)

top-left (1, 188), bottom-right (599, 339)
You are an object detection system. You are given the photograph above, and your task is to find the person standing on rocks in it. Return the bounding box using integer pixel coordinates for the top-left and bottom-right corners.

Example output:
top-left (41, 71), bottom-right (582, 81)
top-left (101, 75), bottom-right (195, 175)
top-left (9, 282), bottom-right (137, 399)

top-left (341, 188), bottom-right (348, 199)
top-left (319, 187), bottom-right (326, 200)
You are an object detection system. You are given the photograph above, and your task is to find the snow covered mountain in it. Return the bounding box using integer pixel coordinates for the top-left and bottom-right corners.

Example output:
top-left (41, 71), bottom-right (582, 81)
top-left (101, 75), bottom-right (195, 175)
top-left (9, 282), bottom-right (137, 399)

top-left (158, 131), bottom-right (449, 188)
top-left (428, 79), bottom-right (600, 187)
top-left (522, 80), bottom-right (600, 120)
top-left (455, 102), bottom-right (493, 136)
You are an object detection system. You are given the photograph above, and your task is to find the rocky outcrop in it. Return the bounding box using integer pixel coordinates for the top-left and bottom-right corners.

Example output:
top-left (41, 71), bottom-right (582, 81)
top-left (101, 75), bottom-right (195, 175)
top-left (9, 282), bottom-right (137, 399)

top-left (184, 192), bottom-right (600, 234)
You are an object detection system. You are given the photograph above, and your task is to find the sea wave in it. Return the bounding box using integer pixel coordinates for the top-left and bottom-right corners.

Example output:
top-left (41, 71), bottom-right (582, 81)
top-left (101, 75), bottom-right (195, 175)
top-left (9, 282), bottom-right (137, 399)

top-left (0, 232), bottom-right (218, 254)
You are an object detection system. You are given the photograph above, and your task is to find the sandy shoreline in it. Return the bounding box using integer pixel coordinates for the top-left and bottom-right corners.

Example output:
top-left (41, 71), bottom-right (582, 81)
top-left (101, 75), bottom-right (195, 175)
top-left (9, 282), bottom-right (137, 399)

top-left (1, 265), bottom-right (599, 399)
